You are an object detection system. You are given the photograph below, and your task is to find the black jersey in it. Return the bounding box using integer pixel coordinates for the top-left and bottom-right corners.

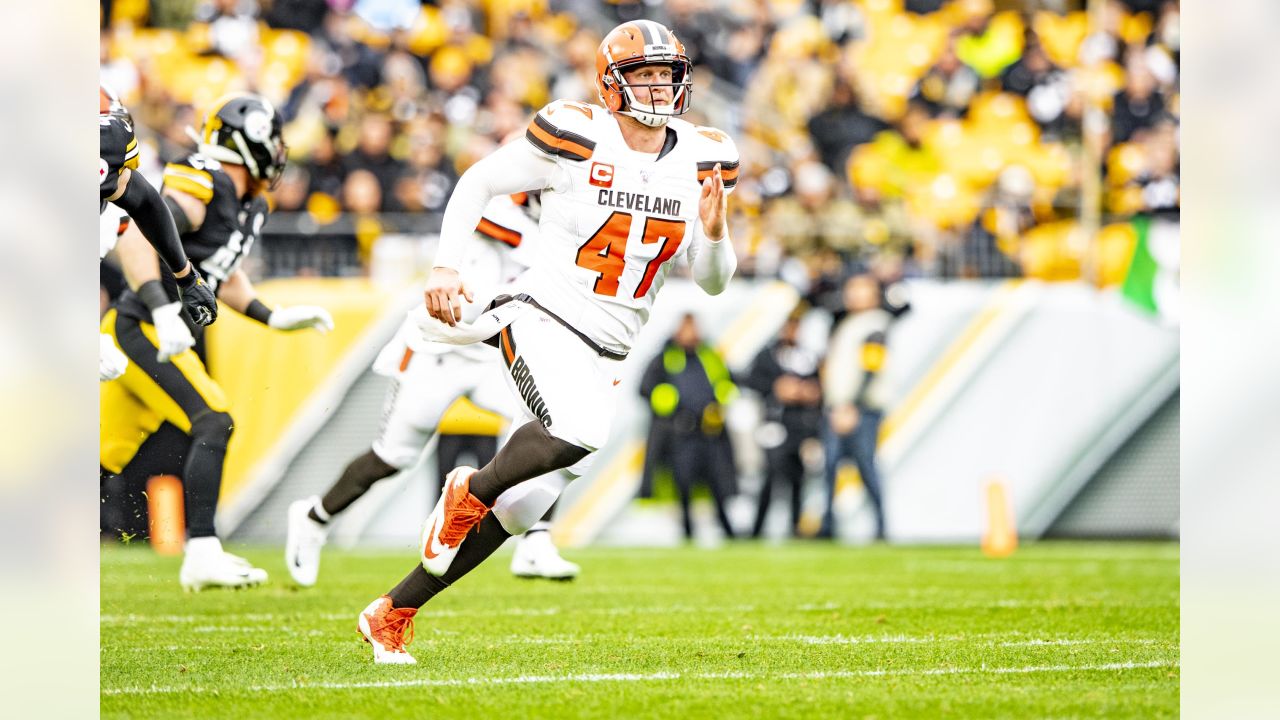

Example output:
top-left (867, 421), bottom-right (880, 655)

top-left (116, 152), bottom-right (269, 325)
top-left (99, 114), bottom-right (140, 210)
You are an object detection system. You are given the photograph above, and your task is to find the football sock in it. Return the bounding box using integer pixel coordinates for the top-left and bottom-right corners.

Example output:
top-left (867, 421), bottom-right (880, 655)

top-left (469, 422), bottom-right (588, 506)
top-left (387, 514), bottom-right (512, 609)
top-left (184, 411), bottom-right (234, 538)
top-left (315, 450), bottom-right (399, 522)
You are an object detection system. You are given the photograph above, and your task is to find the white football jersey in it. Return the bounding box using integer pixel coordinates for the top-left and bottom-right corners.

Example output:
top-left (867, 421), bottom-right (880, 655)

top-left (514, 99), bottom-right (738, 354)
top-left (374, 195), bottom-right (540, 373)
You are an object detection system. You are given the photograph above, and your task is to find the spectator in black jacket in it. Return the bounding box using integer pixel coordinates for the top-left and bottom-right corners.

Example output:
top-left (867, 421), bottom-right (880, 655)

top-left (807, 78), bottom-right (889, 173)
top-left (1112, 52), bottom-right (1167, 144)
top-left (743, 313), bottom-right (823, 538)
top-left (639, 314), bottom-right (739, 541)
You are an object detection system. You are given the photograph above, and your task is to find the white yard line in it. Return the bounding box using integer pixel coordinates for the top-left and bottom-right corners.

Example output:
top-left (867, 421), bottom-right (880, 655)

top-left (102, 660), bottom-right (1177, 696)
top-left (100, 595), bottom-right (1178, 626)
top-left (103, 631), bottom-right (1170, 650)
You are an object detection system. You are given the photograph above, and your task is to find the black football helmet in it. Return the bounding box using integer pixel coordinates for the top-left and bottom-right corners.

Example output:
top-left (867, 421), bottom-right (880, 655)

top-left (198, 93), bottom-right (287, 188)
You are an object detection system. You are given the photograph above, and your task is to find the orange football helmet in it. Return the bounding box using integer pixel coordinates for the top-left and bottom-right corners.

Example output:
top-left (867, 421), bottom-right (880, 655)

top-left (100, 82), bottom-right (132, 126)
top-left (595, 20), bottom-right (692, 127)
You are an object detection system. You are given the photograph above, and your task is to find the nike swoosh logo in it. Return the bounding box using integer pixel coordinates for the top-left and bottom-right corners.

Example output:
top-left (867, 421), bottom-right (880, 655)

top-left (612, 379), bottom-right (621, 386)
top-left (422, 513), bottom-right (443, 560)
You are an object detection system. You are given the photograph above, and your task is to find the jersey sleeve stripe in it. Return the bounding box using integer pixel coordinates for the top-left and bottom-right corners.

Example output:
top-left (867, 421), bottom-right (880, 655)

top-left (476, 217), bottom-right (523, 247)
top-left (162, 164), bottom-right (215, 203)
top-left (696, 160), bottom-right (739, 188)
top-left (123, 138), bottom-right (141, 170)
top-left (526, 114), bottom-right (595, 162)
top-left (163, 164), bottom-right (214, 188)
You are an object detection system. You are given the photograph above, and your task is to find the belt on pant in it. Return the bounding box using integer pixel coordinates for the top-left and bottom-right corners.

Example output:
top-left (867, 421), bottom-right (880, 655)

top-left (512, 293), bottom-right (628, 361)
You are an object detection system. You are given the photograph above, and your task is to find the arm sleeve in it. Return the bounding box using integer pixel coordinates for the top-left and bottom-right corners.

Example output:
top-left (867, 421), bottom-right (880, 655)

top-left (112, 170), bottom-right (189, 275)
top-left (685, 222), bottom-right (737, 296)
top-left (434, 141), bottom-right (560, 270)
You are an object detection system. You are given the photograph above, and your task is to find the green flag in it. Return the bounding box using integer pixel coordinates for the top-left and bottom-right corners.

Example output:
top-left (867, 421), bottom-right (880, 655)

top-left (1120, 215), bottom-right (1179, 322)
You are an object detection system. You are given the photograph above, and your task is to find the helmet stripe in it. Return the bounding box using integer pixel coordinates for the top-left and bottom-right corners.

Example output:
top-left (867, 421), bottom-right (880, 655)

top-left (637, 20), bottom-right (660, 46)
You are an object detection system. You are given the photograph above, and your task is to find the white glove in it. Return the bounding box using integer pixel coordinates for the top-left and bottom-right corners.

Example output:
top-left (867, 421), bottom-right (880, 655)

top-left (152, 301), bottom-right (195, 362)
top-left (268, 305), bottom-right (335, 334)
top-left (99, 333), bottom-right (128, 381)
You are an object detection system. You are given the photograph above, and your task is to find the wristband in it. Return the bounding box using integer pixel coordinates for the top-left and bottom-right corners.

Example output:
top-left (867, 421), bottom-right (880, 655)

top-left (245, 298), bottom-right (273, 325)
top-left (137, 280), bottom-right (172, 312)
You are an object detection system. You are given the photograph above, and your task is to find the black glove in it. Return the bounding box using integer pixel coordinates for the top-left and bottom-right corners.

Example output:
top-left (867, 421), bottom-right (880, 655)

top-left (174, 264), bottom-right (218, 326)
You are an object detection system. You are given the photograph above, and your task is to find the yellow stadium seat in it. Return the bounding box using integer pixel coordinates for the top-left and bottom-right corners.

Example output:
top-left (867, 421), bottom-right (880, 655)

top-left (1020, 220), bottom-right (1083, 281)
top-left (257, 28), bottom-right (310, 101)
top-left (110, 0), bottom-right (150, 26)
top-left (1092, 222), bottom-right (1139, 287)
top-left (1075, 62), bottom-right (1125, 111)
top-left (906, 173), bottom-right (980, 229)
top-left (183, 22), bottom-right (213, 55)
top-left (1120, 11), bottom-right (1154, 46)
top-left (848, 139), bottom-right (894, 194)
top-left (407, 5), bottom-right (448, 57)
top-left (857, 0), bottom-right (905, 21)
top-left (967, 92), bottom-right (1031, 130)
top-left (1033, 11), bottom-right (1088, 68)
top-left (1107, 185), bottom-right (1145, 216)
top-left (1019, 142), bottom-right (1072, 190)
top-left (1106, 142), bottom-right (1147, 187)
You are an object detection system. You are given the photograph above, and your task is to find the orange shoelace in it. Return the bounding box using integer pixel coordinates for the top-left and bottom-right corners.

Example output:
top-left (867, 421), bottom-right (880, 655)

top-left (375, 606), bottom-right (417, 651)
top-left (438, 479), bottom-right (490, 547)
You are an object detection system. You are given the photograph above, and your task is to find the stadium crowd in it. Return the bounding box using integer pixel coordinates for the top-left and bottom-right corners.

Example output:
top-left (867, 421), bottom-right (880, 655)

top-left (101, 0), bottom-right (1178, 289)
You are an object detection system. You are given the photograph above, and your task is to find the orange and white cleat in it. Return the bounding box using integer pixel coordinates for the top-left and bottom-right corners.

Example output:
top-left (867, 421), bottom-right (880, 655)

top-left (420, 466), bottom-right (490, 576)
top-left (357, 596), bottom-right (418, 665)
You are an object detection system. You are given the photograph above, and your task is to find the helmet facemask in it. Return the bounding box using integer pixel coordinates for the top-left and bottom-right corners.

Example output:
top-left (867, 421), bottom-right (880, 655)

top-left (603, 55), bottom-right (693, 128)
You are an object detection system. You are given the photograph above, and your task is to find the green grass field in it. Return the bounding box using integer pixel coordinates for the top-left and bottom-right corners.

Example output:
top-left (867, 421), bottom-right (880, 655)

top-left (101, 542), bottom-right (1178, 719)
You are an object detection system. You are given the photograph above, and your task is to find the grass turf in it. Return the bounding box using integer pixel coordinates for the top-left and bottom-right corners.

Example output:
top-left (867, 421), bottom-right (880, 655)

top-left (101, 541), bottom-right (1178, 719)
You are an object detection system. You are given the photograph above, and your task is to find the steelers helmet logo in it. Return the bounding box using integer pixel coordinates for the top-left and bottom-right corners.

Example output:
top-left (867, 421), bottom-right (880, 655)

top-left (242, 109), bottom-right (273, 143)
top-left (100, 158), bottom-right (110, 184)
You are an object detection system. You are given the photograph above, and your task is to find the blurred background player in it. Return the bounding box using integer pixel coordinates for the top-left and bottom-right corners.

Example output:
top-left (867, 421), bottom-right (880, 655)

top-left (820, 273), bottom-right (893, 542)
top-left (285, 190), bottom-right (581, 587)
top-left (638, 313), bottom-right (739, 542)
top-left (357, 19), bottom-right (738, 664)
top-left (99, 83), bottom-right (218, 381)
top-left (742, 310), bottom-right (824, 540)
top-left (101, 93), bottom-right (334, 591)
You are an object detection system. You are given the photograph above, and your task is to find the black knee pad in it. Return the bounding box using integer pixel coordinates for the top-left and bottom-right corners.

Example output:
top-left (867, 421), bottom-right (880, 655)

top-left (189, 411), bottom-right (234, 449)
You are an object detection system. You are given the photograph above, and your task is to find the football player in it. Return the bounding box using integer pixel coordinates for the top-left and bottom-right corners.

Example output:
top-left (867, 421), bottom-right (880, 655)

top-left (101, 93), bottom-right (334, 591)
top-left (357, 20), bottom-right (737, 663)
top-left (99, 84), bottom-right (218, 380)
top-left (285, 191), bottom-right (581, 587)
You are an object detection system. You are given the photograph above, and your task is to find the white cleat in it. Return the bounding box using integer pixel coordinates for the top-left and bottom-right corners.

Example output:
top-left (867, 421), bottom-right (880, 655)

top-left (358, 596), bottom-right (417, 664)
top-left (511, 530), bottom-right (580, 581)
top-left (285, 497), bottom-right (329, 587)
top-left (420, 466), bottom-right (489, 576)
top-left (179, 543), bottom-right (268, 592)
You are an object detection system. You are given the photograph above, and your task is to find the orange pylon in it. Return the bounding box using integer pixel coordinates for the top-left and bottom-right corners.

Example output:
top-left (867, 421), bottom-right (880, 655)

top-left (981, 479), bottom-right (1018, 558)
top-left (147, 475), bottom-right (185, 556)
